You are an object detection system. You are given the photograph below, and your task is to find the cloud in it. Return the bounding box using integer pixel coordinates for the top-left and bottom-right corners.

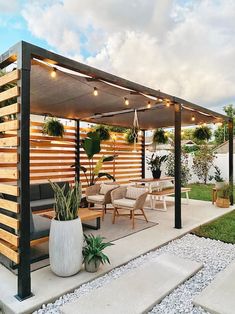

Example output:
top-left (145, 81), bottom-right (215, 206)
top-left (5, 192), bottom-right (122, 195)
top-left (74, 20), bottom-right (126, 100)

top-left (0, 0), bottom-right (19, 13)
top-left (21, 0), bottom-right (235, 111)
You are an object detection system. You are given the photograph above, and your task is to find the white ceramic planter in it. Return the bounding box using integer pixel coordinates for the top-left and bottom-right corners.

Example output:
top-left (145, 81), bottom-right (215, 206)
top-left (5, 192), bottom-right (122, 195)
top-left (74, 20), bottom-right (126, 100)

top-left (49, 218), bottom-right (83, 277)
top-left (215, 182), bottom-right (225, 190)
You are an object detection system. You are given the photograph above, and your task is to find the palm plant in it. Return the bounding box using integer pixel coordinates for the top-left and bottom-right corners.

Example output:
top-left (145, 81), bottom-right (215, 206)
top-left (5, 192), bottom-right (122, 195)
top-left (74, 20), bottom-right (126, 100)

top-left (49, 180), bottom-right (81, 221)
top-left (83, 234), bottom-right (113, 268)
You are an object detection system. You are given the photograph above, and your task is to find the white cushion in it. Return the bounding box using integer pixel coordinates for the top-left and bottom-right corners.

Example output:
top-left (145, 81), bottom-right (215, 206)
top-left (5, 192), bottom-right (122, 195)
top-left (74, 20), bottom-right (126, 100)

top-left (126, 187), bottom-right (146, 200)
top-left (113, 198), bottom-right (136, 208)
top-left (87, 194), bottom-right (105, 204)
top-left (100, 183), bottom-right (119, 195)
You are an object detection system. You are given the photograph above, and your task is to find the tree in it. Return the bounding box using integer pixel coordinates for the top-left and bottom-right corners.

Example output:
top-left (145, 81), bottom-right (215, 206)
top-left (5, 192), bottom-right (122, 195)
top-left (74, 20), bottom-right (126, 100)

top-left (214, 104), bottom-right (235, 145)
top-left (192, 145), bottom-right (215, 184)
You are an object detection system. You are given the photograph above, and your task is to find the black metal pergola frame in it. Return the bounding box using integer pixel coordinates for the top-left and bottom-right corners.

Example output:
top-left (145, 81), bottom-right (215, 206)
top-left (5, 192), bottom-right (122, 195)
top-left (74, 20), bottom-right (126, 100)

top-left (0, 41), bottom-right (233, 300)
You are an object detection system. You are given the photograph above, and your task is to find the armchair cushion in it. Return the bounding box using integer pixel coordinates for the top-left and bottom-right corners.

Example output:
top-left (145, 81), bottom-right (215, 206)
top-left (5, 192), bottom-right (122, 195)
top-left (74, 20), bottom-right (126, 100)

top-left (126, 187), bottom-right (146, 200)
top-left (87, 194), bottom-right (105, 204)
top-left (113, 198), bottom-right (136, 208)
top-left (99, 183), bottom-right (119, 195)
top-left (30, 214), bottom-right (51, 240)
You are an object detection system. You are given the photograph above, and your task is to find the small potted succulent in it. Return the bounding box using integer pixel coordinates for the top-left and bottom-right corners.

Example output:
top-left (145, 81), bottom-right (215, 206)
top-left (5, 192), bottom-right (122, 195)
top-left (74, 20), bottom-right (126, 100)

top-left (83, 234), bottom-right (113, 272)
top-left (43, 117), bottom-right (64, 137)
top-left (146, 153), bottom-right (168, 179)
top-left (216, 183), bottom-right (231, 208)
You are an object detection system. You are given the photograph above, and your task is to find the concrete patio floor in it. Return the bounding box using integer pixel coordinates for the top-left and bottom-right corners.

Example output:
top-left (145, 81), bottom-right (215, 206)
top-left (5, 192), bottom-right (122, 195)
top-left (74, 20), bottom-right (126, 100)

top-left (0, 198), bottom-right (233, 314)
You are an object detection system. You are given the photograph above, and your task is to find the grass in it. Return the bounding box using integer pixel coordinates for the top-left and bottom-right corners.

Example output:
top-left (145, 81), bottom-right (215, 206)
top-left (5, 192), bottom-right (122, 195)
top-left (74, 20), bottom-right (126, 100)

top-left (192, 210), bottom-right (235, 244)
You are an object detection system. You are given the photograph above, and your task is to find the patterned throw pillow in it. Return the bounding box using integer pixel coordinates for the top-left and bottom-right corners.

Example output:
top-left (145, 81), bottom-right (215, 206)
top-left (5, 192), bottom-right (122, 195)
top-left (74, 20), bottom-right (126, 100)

top-left (99, 184), bottom-right (119, 195)
top-left (126, 187), bottom-right (146, 200)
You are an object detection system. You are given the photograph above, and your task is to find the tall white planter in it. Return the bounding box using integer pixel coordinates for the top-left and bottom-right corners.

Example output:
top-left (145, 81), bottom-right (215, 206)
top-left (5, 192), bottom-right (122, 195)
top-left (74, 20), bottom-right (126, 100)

top-left (49, 218), bottom-right (83, 277)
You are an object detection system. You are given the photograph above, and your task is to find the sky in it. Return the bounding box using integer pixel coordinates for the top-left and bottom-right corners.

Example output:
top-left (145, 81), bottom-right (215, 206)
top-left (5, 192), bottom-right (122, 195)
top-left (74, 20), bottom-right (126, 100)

top-left (0, 0), bottom-right (235, 114)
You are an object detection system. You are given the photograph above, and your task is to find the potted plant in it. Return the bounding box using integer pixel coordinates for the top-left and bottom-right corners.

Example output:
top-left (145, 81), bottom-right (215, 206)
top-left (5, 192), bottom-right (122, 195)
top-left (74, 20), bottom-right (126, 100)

top-left (209, 166), bottom-right (225, 189)
top-left (152, 128), bottom-right (168, 145)
top-left (83, 234), bottom-right (113, 272)
top-left (193, 126), bottom-right (212, 142)
top-left (124, 128), bottom-right (139, 144)
top-left (216, 183), bottom-right (231, 208)
top-left (146, 153), bottom-right (168, 179)
top-left (42, 117), bottom-right (64, 137)
top-left (49, 180), bottom-right (83, 277)
top-left (92, 124), bottom-right (111, 141)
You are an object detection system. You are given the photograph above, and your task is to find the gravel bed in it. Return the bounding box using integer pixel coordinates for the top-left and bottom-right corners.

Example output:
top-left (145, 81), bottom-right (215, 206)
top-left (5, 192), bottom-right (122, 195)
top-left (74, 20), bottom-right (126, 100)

top-left (34, 234), bottom-right (235, 314)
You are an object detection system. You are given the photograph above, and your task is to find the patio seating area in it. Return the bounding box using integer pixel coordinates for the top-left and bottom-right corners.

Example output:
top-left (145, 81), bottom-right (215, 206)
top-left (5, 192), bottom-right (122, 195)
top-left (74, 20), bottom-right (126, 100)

top-left (0, 41), bottom-right (233, 313)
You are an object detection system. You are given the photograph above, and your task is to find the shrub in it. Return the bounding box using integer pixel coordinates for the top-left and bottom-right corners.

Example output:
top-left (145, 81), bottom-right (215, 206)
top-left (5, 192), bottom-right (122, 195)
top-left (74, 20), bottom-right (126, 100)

top-left (192, 145), bottom-right (215, 184)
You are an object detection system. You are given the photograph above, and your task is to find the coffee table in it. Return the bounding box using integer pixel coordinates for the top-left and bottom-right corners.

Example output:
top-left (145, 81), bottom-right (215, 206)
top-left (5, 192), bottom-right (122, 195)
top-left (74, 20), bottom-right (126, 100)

top-left (42, 208), bottom-right (103, 230)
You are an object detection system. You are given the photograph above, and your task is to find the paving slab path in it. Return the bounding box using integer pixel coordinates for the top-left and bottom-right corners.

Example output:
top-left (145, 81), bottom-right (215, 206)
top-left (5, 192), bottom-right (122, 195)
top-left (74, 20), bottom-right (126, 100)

top-left (61, 253), bottom-right (203, 314)
top-left (194, 260), bottom-right (235, 314)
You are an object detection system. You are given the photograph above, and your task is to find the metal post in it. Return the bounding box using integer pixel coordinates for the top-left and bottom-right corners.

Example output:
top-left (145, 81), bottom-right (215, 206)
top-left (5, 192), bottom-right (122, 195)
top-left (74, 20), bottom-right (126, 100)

top-left (229, 118), bottom-right (233, 205)
top-left (75, 120), bottom-right (80, 182)
top-left (174, 103), bottom-right (182, 229)
top-left (16, 43), bottom-right (32, 300)
top-left (141, 130), bottom-right (145, 179)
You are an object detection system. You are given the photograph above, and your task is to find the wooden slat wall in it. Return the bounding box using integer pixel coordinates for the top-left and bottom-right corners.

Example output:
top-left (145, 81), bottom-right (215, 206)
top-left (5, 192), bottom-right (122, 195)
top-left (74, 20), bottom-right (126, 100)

top-left (0, 69), bottom-right (20, 264)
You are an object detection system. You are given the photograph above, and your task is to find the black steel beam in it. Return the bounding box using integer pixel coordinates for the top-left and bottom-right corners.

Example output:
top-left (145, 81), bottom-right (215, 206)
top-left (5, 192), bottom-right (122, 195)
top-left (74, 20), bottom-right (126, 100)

top-left (229, 118), bottom-right (233, 205)
top-left (141, 130), bottom-right (145, 179)
top-left (174, 103), bottom-right (182, 229)
top-left (16, 42), bottom-right (32, 301)
top-left (75, 119), bottom-right (80, 181)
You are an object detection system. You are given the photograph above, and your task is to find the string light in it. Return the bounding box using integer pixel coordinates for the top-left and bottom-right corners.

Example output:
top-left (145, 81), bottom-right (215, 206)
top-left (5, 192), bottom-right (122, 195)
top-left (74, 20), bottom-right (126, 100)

top-left (147, 101), bottom-right (151, 108)
top-left (202, 123), bottom-right (207, 127)
top-left (181, 130), bottom-right (184, 136)
top-left (50, 68), bottom-right (57, 78)
top-left (124, 97), bottom-right (129, 105)
top-left (166, 101), bottom-right (170, 107)
top-left (191, 115), bottom-right (195, 122)
top-left (93, 87), bottom-right (98, 96)
top-left (216, 122), bottom-right (223, 127)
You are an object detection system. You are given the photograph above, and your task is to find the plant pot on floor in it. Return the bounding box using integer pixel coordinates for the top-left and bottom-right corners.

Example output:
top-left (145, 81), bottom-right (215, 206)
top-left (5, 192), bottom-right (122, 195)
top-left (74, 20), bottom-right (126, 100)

top-left (152, 169), bottom-right (161, 179)
top-left (85, 259), bottom-right (101, 273)
top-left (215, 182), bottom-right (225, 190)
top-left (216, 197), bottom-right (230, 208)
top-left (49, 218), bottom-right (83, 277)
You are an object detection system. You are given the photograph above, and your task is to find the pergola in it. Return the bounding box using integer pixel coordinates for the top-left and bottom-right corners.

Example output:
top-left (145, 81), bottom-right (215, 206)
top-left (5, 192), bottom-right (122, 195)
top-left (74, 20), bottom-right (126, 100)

top-left (0, 41), bottom-right (233, 300)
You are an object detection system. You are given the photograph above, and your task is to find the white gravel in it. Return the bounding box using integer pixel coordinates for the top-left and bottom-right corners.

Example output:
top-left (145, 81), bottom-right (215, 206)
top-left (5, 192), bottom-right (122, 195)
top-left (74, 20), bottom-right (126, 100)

top-left (34, 234), bottom-right (235, 314)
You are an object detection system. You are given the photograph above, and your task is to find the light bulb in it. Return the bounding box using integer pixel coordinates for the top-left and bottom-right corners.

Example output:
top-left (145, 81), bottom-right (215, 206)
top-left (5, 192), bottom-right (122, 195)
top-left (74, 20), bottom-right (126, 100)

top-left (191, 115), bottom-right (195, 122)
top-left (93, 87), bottom-right (98, 96)
top-left (147, 101), bottom-right (151, 109)
top-left (166, 102), bottom-right (170, 107)
top-left (50, 68), bottom-right (57, 78)
top-left (216, 122), bottom-right (223, 127)
top-left (124, 97), bottom-right (129, 105)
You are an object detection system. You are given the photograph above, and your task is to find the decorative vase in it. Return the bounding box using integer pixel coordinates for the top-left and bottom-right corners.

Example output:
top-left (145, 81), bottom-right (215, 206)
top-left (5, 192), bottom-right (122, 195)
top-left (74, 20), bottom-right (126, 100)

top-left (49, 217), bottom-right (83, 277)
top-left (152, 169), bottom-right (161, 179)
top-left (85, 259), bottom-right (101, 273)
top-left (216, 197), bottom-right (230, 208)
top-left (215, 182), bottom-right (225, 190)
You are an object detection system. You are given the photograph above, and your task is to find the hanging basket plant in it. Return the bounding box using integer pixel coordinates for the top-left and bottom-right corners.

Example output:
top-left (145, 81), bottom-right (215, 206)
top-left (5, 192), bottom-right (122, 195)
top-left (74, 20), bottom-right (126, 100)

top-left (42, 118), bottom-right (65, 137)
top-left (124, 127), bottom-right (139, 144)
top-left (92, 124), bottom-right (111, 141)
top-left (193, 126), bottom-right (212, 141)
top-left (152, 128), bottom-right (168, 144)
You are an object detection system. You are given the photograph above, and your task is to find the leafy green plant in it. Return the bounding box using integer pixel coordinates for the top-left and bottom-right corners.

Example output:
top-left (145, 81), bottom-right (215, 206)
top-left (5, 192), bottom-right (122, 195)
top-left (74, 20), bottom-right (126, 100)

top-left (165, 152), bottom-right (192, 186)
top-left (209, 165), bottom-right (224, 183)
top-left (193, 126), bottom-right (212, 142)
top-left (192, 145), bottom-right (215, 184)
top-left (124, 128), bottom-right (139, 144)
top-left (72, 131), bottom-right (117, 185)
top-left (152, 128), bottom-right (168, 144)
top-left (182, 144), bottom-right (199, 154)
top-left (50, 180), bottom-right (81, 221)
top-left (83, 234), bottom-right (113, 266)
top-left (146, 154), bottom-right (167, 172)
top-left (42, 118), bottom-right (64, 137)
top-left (217, 183), bottom-right (231, 199)
top-left (92, 124), bottom-right (110, 141)
top-left (108, 126), bottom-right (127, 133)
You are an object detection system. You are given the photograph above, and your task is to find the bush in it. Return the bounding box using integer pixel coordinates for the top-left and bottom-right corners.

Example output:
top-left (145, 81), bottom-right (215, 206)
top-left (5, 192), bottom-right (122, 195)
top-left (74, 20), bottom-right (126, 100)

top-left (165, 152), bottom-right (191, 186)
top-left (192, 145), bottom-right (215, 184)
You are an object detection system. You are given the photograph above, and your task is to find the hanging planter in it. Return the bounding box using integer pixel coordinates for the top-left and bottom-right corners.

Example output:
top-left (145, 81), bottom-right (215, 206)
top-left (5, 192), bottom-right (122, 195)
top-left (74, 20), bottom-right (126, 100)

top-left (193, 126), bottom-right (212, 142)
top-left (124, 128), bottom-right (139, 144)
top-left (42, 118), bottom-right (65, 137)
top-left (152, 128), bottom-right (168, 145)
top-left (92, 124), bottom-right (111, 141)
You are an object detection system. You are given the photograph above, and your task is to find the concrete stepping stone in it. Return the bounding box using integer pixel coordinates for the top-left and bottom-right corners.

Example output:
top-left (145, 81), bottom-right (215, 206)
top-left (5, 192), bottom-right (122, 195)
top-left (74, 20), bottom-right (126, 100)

top-left (61, 253), bottom-right (202, 314)
top-left (194, 260), bottom-right (235, 314)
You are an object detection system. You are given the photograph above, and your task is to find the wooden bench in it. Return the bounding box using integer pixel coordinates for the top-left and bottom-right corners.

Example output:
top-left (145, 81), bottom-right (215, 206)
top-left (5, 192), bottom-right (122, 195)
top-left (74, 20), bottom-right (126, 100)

top-left (148, 188), bottom-right (191, 211)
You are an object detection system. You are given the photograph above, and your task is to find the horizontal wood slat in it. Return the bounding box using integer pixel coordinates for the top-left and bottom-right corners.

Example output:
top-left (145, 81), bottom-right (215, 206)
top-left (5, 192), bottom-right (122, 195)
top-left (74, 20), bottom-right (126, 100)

top-left (0, 86), bottom-right (19, 103)
top-left (0, 120), bottom-right (19, 132)
top-left (0, 239), bottom-right (19, 263)
top-left (0, 136), bottom-right (18, 147)
top-left (0, 184), bottom-right (19, 196)
top-left (0, 70), bottom-right (19, 87)
top-left (0, 228), bottom-right (19, 247)
top-left (0, 213), bottom-right (19, 229)
top-left (0, 153), bottom-right (18, 163)
top-left (0, 198), bottom-right (19, 213)
top-left (0, 103), bottom-right (19, 117)
top-left (0, 169), bottom-right (18, 179)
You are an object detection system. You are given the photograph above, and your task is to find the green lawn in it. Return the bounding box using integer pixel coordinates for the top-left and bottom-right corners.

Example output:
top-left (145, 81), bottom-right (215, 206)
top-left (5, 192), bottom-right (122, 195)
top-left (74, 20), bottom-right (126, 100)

top-left (192, 210), bottom-right (235, 244)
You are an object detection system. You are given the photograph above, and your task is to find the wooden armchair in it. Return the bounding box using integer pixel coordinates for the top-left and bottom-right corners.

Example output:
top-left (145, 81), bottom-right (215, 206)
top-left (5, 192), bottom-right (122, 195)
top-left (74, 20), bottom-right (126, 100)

top-left (111, 186), bottom-right (148, 229)
top-left (86, 183), bottom-right (119, 220)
